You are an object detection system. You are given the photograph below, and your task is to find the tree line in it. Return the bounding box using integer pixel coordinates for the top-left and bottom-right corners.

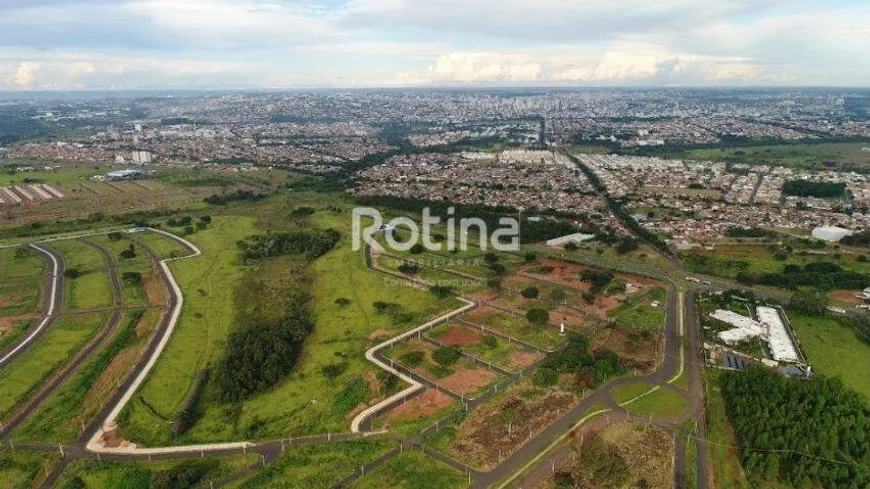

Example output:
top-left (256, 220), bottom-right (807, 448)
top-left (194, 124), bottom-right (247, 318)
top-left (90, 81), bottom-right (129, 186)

top-left (721, 366), bottom-right (870, 489)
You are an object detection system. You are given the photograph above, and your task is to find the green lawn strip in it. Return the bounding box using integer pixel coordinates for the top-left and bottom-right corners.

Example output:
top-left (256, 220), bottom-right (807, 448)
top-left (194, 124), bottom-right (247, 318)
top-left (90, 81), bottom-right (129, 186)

top-left (621, 386), bottom-right (689, 418)
top-left (682, 418), bottom-right (699, 489)
top-left (55, 454), bottom-right (259, 489)
top-left (0, 319), bottom-right (32, 352)
top-left (788, 311), bottom-right (870, 404)
top-left (89, 234), bottom-right (154, 306)
top-left (0, 312), bottom-right (106, 418)
top-left (131, 230), bottom-right (190, 259)
top-left (15, 310), bottom-right (144, 443)
top-left (0, 450), bottom-right (60, 489)
top-left (224, 439), bottom-right (395, 489)
top-left (704, 369), bottom-right (751, 489)
top-left (608, 287), bottom-right (667, 331)
top-left (0, 246), bottom-right (46, 317)
top-left (118, 217), bottom-right (258, 446)
top-left (50, 239), bottom-right (113, 311)
top-left (347, 450), bottom-right (467, 489)
top-left (611, 382), bottom-right (658, 405)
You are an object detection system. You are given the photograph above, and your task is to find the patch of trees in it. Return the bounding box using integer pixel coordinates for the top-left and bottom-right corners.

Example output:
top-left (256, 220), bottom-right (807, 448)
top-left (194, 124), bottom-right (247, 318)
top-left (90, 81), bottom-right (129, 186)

top-left (554, 437), bottom-right (631, 489)
top-left (354, 195), bottom-right (580, 244)
top-left (430, 285), bottom-right (454, 298)
top-left (432, 346), bottom-right (462, 366)
top-left (740, 261), bottom-right (870, 291)
top-left (237, 229), bottom-right (340, 262)
top-left (580, 269), bottom-right (614, 293)
top-left (782, 180), bottom-right (846, 199)
top-left (521, 286), bottom-right (539, 299)
top-left (204, 190), bottom-right (266, 206)
top-left (398, 263), bottom-right (420, 275)
top-left (841, 231), bottom-right (870, 247)
top-left (720, 366), bottom-right (870, 488)
top-left (726, 227), bottom-right (777, 239)
top-left (534, 335), bottom-right (625, 389)
top-left (214, 300), bottom-right (314, 402)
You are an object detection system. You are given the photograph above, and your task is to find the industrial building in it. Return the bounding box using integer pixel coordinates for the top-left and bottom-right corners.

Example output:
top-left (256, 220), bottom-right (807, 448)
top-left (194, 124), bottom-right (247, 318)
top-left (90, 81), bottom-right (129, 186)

top-left (545, 232), bottom-right (596, 248)
top-left (710, 307), bottom-right (801, 364)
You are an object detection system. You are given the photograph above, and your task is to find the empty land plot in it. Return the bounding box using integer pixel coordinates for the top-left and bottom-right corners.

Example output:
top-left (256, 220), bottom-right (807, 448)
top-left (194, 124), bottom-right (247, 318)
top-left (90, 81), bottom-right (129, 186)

top-left (50, 240), bottom-right (113, 311)
top-left (226, 439), bottom-right (395, 489)
top-left (91, 235), bottom-right (164, 306)
top-left (465, 306), bottom-right (564, 351)
top-left (374, 253), bottom-right (486, 293)
top-left (547, 422), bottom-right (674, 489)
top-left (0, 312), bottom-right (105, 418)
top-left (384, 338), bottom-right (503, 397)
top-left (608, 287), bottom-right (667, 330)
top-left (15, 310), bottom-right (156, 443)
top-left (590, 326), bottom-right (663, 373)
top-left (426, 380), bottom-right (575, 470)
top-left (427, 322), bottom-right (543, 371)
top-left (0, 450), bottom-right (59, 489)
top-left (376, 388), bottom-right (458, 435)
top-left (55, 454), bottom-right (260, 489)
top-left (348, 450), bottom-right (466, 489)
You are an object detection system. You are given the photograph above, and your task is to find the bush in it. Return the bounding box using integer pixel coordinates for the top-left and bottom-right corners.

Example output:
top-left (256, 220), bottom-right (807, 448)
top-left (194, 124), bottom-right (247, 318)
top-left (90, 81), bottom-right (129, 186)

top-left (64, 268), bottom-right (82, 279)
top-left (398, 263), bottom-right (420, 275)
top-left (119, 243), bottom-right (137, 259)
top-left (430, 285), bottom-right (454, 298)
top-left (564, 241), bottom-right (579, 251)
top-left (524, 252), bottom-right (538, 263)
top-left (334, 297), bottom-right (351, 307)
top-left (484, 252), bottom-right (499, 264)
top-left (151, 461), bottom-right (218, 489)
top-left (432, 346), bottom-right (462, 366)
top-left (533, 367), bottom-right (558, 387)
top-left (486, 277), bottom-right (502, 290)
top-left (481, 335), bottom-right (498, 349)
top-left (521, 286), bottom-right (540, 299)
top-left (107, 232), bottom-right (123, 241)
top-left (121, 271), bottom-right (142, 285)
top-left (489, 263), bottom-right (506, 275)
top-left (320, 362), bottom-right (348, 381)
top-left (409, 243), bottom-right (425, 254)
top-left (400, 350), bottom-right (425, 367)
top-left (526, 307), bottom-right (550, 325)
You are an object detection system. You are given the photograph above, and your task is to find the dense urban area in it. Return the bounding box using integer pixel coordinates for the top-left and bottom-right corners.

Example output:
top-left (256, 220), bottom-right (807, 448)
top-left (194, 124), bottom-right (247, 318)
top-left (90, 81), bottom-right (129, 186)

top-left (1, 88), bottom-right (870, 489)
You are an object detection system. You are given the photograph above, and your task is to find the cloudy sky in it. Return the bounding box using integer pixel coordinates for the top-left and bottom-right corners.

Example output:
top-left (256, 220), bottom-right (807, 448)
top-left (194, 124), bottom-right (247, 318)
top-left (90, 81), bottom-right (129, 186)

top-left (1, 0), bottom-right (868, 90)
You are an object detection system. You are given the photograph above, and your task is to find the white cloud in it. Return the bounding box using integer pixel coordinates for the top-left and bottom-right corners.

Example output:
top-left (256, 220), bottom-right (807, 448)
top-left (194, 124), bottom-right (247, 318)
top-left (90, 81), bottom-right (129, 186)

top-left (392, 45), bottom-right (788, 86)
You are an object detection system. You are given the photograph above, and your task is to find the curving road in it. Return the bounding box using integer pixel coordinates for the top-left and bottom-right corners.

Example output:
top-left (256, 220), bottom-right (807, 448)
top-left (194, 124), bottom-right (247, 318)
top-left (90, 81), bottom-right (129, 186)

top-left (0, 243), bottom-right (64, 367)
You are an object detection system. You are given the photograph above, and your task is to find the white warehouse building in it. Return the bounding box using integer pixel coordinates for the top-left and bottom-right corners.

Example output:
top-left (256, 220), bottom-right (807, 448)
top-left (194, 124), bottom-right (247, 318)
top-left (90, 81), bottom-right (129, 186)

top-left (710, 307), bottom-right (801, 364)
top-left (811, 225), bottom-right (853, 242)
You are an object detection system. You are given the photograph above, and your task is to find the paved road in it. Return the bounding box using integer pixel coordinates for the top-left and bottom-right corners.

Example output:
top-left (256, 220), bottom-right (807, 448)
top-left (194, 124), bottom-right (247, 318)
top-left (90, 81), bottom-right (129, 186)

top-left (0, 243), bottom-right (64, 367)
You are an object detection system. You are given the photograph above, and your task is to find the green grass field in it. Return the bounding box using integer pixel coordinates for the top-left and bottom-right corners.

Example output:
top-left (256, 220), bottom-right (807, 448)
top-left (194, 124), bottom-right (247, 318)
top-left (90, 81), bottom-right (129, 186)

top-left (130, 231), bottom-right (191, 259)
top-left (49, 239), bottom-right (113, 311)
top-left (224, 439), bottom-right (394, 489)
top-left (609, 287), bottom-right (667, 330)
top-left (55, 454), bottom-right (259, 489)
top-left (611, 382), bottom-right (658, 405)
top-left (0, 312), bottom-right (105, 418)
top-left (682, 142), bottom-right (870, 173)
top-left (0, 165), bottom-right (102, 187)
top-left (118, 216), bottom-right (258, 445)
top-left (788, 312), bottom-right (870, 404)
top-left (15, 311), bottom-right (147, 443)
top-left (0, 450), bottom-right (59, 489)
top-left (622, 386), bottom-right (689, 418)
top-left (89, 235), bottom-right (157, 306)
top-left (120, 209), bottom-right (464, 445)
top-left (0, 246), bottom-right (45, 318)
top-left (704, 369), bottom-right (751, 489)
top-left (347, 451), bottom-right (466, 489)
